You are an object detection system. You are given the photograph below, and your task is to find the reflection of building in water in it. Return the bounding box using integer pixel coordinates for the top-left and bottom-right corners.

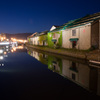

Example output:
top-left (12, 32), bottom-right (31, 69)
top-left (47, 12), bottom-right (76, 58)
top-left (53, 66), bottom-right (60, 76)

top-left (27, 50), bottom-right (33, 57)
top-left (97, 69), bottom-right (100, 96)
top-left (28, 50), bottom-right (39, 60)
top-left (27, 49), bottom-right (48, 65)
top-left (27, 49), bottom-right (100, 96)
top-left (48, 57), bottom-right (62, 74)
top-left (62, 59), bottom-right (100, 96)
top-left (32, 51), bottom-right (39, 60)
top-left (38, 53), bottom-right (48, 65)
top-left (0, 45), bottom-right (24, 60)
top-left (62, 60), bottom-right (90, 89)
top-left (28, 50), bottom-right (48, 65)
top-left (48, 58), bottom-right (100, 96)
top-left (89, 67), bottom-right (100, 96)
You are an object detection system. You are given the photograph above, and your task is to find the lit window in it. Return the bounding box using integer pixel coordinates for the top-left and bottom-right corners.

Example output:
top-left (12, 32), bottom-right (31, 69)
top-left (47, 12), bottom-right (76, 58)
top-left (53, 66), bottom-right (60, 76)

top-left (72, 30), bottom-right (76, 36)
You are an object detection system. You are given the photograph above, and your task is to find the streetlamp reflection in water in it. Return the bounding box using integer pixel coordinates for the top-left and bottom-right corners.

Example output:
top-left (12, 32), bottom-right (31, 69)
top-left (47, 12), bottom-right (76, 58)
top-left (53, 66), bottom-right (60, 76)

top-left (0, 56), bottom-right (4, 60)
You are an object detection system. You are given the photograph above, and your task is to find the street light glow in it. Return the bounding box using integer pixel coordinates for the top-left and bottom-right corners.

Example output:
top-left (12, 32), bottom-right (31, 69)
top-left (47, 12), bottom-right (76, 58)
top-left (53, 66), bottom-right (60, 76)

top-left (0, 49), bottom-right (3, 53)
top-left (0, 56), bottom-right (4, 60)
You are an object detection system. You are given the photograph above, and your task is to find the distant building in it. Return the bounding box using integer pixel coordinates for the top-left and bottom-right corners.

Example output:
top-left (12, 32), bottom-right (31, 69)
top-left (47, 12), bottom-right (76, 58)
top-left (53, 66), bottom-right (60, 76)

top-left (37, 30), bottom-right (48, 46)
top-left (27, 32), bottom-right (37, 44)
top-left (28, 31), bottom-right (48, 46)
top-left (0, 33), bottom-right (6, 41)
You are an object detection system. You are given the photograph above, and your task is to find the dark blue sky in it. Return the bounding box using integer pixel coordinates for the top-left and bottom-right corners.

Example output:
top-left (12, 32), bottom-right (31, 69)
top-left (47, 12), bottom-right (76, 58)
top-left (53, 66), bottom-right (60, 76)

top-left (0, 0), bottom-right (100, 34)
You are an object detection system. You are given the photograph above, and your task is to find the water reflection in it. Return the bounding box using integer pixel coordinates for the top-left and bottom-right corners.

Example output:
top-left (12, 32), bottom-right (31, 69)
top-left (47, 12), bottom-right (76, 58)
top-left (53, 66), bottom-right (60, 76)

top-left (27, 48), bottom-right (100, 96)
top-left (0, 45), bottom-right (24, 61)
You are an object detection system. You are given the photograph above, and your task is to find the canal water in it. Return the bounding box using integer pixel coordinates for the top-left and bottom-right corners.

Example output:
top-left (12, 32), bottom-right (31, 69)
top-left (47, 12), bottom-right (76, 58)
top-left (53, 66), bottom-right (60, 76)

top-left (0, 45), bottom-right (100, 100)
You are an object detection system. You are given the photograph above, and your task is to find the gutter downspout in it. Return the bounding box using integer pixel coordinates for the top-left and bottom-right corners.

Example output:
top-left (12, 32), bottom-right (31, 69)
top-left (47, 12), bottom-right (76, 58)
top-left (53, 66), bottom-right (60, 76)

top-left (78, 27), bottom-right (80, 50)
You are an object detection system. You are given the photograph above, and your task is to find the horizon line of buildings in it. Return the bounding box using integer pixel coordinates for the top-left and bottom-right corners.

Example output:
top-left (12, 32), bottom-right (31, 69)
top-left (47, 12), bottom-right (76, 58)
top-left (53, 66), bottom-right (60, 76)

top-left (27, 12), bottom-right (100, 50)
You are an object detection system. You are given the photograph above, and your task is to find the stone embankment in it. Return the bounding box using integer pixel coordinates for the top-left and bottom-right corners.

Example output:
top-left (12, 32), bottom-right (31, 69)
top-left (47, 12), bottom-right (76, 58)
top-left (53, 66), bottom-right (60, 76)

top-left (26, 44), bottom-right (100, 61)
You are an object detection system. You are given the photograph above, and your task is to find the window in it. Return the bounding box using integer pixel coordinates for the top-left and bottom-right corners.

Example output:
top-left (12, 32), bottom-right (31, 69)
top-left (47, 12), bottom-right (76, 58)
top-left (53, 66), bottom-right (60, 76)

top-left (72, 30), bottom-right (76, 36)
top-left (72, 73), bottom-right (76, 80)
top-left (38, 41), bottom-right (39, 45)
top-left (53, 33), bottom-right (56, 38)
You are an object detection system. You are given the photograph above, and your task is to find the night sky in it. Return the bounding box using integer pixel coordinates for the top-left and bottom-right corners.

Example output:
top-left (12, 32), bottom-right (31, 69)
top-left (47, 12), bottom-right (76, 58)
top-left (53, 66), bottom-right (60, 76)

top-left (0, 0), bottom-right (100, 34)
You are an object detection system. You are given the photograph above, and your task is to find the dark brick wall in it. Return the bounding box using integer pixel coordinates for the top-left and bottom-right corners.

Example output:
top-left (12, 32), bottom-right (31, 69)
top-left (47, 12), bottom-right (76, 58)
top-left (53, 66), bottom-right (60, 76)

top-left (91, 20), bottom-right (99, 48)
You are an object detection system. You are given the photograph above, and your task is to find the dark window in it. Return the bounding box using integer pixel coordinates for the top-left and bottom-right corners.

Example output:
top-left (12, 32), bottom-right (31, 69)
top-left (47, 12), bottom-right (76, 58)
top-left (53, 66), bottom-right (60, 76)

top-left (72, 73), bottom-right (76, 80)
top-left (72, 30), bottom-right (76, 36)
top-left (53, 65), bottom-right (56, 70)
top-left (43, 41), bottom-right (45, 45)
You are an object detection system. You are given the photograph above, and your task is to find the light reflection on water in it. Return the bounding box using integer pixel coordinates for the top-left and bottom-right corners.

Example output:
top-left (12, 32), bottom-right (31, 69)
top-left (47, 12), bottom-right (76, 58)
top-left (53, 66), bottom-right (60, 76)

top-left (0, 45), bottom-right (25, 66)
top-left (0, 45), bottom-right (100, 99)
top-left (27, 48), bottom-right (100, 96)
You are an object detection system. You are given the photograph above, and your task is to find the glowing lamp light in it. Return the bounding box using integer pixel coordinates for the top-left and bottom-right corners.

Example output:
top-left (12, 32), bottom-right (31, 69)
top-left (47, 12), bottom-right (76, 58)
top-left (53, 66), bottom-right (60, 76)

top-left (0, 56), bottom-right (3, 59)
top-left (6, 49), bottom-right (9, 51)
top-left (6, 46), bottom-right (9, 48)
top-left (4, 37), bottom-right (6, 39)
top-left (6, 39), bottom-right (9, 41)
top-left (0, 49), bottom-right (3, 54)
top-left (11, 49), bottom-right (14, 52)
top-left (1, 37), bottom-right (3, 41)
top-left (4, 52), bottom-right (7, 55)
top-left (13, 47), bottom-right (16, 51)
top-left (17, 46), bottom-right (23, 49)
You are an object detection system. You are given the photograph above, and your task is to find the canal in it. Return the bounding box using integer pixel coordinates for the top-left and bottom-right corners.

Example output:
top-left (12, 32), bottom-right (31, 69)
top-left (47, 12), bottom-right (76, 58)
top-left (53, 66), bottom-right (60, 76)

top-left (0, 45), bottom-right (100, 100)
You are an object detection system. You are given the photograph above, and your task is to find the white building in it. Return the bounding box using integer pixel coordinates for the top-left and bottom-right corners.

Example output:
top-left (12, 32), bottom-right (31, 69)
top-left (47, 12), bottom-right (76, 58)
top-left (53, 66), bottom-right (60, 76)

top-left (62, 12), bottom-right (100, 50)
top-left (62, 23), bottom-right (91, 50)
top-left (29, 31), bottom-right (48, 46)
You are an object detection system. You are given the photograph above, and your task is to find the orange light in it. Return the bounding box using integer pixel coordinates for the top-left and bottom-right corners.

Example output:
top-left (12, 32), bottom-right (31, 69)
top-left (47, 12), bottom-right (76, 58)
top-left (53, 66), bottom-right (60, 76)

top-left (6, 39), bottom-right (9, 41)
top-left (11, 49), bottom-right (14, 52)
top-left (4, 52), bottom-right (7, 55)
top-left (17, 46), bottom-right (23, 49)
top-left (13, 47), bottom-right (16, 51)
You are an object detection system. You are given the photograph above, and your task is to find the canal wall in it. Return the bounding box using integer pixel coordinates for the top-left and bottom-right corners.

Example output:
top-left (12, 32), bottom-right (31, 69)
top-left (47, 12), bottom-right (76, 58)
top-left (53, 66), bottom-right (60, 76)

top-left (26, 44), bottom-right (100, 61)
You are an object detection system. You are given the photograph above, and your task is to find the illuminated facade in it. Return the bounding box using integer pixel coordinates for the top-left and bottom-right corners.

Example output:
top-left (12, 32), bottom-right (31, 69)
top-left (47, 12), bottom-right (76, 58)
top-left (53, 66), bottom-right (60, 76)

top-left (62, 23), bottom-right (91, 50)
top-left (62, 13), bottom-right (100, 50)
top-left (47, 12), bottom-right (100, 50)
top-left (29, 31), bottom-right (48, 46)
top-left (28, 12), bottom-right (100, 50)
top-left (47, 25), bottom-right (62, 48)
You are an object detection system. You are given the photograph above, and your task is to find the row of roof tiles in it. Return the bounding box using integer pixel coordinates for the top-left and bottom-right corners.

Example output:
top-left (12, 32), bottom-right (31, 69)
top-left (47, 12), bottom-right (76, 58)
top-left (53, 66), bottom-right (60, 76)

top-left (28, 12), bottom-right (100, 38)
top-left (28, 30), bottom-right (48, 38)
top-left (50, 12), bottom-right (100, 32)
